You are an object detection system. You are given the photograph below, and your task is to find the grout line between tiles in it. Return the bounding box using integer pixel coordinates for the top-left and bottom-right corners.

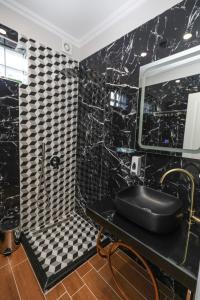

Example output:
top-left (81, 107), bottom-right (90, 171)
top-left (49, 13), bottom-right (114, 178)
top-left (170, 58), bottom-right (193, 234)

top-left (9, 257), bottom-right (28, 268)
top-left (21, 246), bottom-right (28, 258)
top-left (112, 265), bottom-right (146, 300)
top-left (56, 289), bottom-right (72, 300)
top-left (26, 252), bottom-right (46, 298)
top-left (84, 283), bottom-right (98, 300)
top-left (115, 251), bottom-right (154, 285)
top-left (95, 263), bottom-right (121, 300)
top-left (61, 281), bottom-right (67, 292)
top-left (70, 283), bottom-right (87, 297)
top-left (43, 292), bottom-right (47, 300)
top-left (55, 291), bottom-right (72, 300)
top-left (116, 250), bottom-right (171, 298)
top-left (77, 259), bottom-right (90, 270)
top-left (0, 263), bottom-right (8, 271)
top-left (82, 265), bottom-right (122, 300)
top-left (75, 269), bottom-right (83, 278)
top-left (62, 288), bottom-right (72, 300)
top-left (94, 251), bottom-right (150, 299)
top-left (117, 250), bottom-right (149, 278)
top-left (0, 260), bottom-right (9, 271)
top-left (74, 269), bottom-right (87, 290)
top-left (90, 257), bottom-right (107, 272)
top-left (8, 258), bottom-right (22, 300)
top-left (94, 251), bottom-right (146, 299)
top-left (45, 280), bottom-right (66, 295)
top-left (97, 260), bottom-right (108, 273)
top-left (116, 251), bottom-right (169, 298)
top-left (115, 253), bottom-right (158, 298)
top-left (80, 264), bottom-right (95, 279)
top-left (61, 273), bottom-right (80, 300)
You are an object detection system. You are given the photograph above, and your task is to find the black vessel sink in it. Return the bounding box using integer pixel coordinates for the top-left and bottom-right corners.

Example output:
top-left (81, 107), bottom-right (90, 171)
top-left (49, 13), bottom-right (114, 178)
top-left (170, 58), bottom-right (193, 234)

top-left (114, 185), bottom-right (183, 234)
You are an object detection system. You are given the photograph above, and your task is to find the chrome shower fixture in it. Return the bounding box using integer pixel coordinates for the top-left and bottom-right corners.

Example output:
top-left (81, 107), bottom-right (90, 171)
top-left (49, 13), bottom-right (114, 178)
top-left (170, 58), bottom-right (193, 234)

top-left (60, 67), bottom-right (79, 78)
top-left (50, 156), bottom-right (61, 169)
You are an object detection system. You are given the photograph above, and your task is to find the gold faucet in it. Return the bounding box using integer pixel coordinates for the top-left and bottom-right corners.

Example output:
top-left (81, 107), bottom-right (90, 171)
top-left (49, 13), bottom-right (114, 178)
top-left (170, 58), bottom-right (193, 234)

top-left (160, 168), bottom-right (200, 224)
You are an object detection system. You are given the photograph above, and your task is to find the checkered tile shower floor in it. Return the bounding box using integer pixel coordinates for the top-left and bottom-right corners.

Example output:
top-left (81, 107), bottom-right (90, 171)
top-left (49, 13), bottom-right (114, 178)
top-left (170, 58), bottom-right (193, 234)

top-left (22, 212), bottom-right (99, 291)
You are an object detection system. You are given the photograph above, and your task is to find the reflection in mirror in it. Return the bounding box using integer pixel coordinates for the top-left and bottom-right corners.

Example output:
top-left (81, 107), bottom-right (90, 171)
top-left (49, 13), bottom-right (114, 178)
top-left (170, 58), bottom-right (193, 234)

top-left (139, 45), bottom-right (200, 158)
top-left (110, 89), bottom-right (129, 110)
top-left (107, 82), bottom-right (138, 113)
top-left (107, 83), bottom-right (138, 150)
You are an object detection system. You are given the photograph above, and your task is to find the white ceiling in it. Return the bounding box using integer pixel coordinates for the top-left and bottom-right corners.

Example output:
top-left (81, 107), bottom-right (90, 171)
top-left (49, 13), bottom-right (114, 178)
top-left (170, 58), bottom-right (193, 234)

top-left (0, 0), bottom-right (182, 60)
top-left (1, 0), bottom-right (142, 46)
top-left (14, 0), bottom-right (134, 39)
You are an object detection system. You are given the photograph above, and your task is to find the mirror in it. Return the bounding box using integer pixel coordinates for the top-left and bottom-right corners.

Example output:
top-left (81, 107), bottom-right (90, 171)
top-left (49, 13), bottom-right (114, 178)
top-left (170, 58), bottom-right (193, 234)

top-left (138, 45), bottom-right (200, 158)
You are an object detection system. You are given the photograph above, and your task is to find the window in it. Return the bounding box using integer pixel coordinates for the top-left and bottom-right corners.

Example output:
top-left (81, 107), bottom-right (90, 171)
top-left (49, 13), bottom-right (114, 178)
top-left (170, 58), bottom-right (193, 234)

top-left (0, 44), bottom-right (28, 83)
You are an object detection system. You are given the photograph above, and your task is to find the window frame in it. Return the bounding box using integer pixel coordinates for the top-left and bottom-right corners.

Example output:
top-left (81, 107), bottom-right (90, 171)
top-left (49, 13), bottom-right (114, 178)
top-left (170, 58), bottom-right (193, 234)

top-left (0, 44), bottom-right (27, 83)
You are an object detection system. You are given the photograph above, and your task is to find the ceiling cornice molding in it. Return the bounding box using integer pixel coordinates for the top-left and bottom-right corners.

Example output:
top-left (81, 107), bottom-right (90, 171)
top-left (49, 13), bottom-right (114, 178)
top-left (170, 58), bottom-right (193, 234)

top-left (79, 0), bottom-right (147, 47)
top-left (0, 0), bottom-right (80, 47)
top-left (0, 0), bottom-right (148, 49)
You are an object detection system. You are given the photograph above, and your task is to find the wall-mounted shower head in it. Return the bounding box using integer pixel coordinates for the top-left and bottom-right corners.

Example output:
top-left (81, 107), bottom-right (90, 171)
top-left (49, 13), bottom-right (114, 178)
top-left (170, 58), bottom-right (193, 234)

top-left (60, 67), bottom-right (79, 79)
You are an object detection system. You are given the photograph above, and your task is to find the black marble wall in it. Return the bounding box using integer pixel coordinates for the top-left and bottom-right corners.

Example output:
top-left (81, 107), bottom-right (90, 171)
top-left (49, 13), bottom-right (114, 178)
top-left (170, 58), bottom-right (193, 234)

top-left (76, 69), bottom-right (108, 217)
top-left (0, 78), bottom-right (20, 229)
top-left (78, 0), bottom-right (200, 213)
top-left (77, 0), bottom-right (200, 297)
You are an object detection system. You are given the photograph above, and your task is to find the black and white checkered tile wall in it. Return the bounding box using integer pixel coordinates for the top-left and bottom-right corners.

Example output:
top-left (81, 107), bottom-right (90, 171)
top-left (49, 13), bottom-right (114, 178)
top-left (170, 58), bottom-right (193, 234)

top-left (19, 36), bottom-right (78, 233)
top-left (16, 34), bottom-right (102, 290)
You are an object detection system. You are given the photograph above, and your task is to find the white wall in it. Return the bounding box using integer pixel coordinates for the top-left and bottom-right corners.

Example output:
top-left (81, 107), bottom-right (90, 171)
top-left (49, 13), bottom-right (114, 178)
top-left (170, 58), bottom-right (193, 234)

top-left (80, 0), bottom-right (182, 60)
top-left (0, 4), bottom-right (80, 61)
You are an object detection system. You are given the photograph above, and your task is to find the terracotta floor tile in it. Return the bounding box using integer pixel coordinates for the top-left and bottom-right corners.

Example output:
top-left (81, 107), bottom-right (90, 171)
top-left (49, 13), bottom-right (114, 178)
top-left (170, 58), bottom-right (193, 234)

top-left (117, 250), bottom-right (161, 291)
top-left (8, 245), bottom-right (27, 267)
top-left (99, 263), bottom-right (144, 300)
top-left (13, 260), bottom-right (45, 300)
top-left (77, 261), bottom-right (93, 278)
top-left (116, 251), bottom-right (167, 300)
top-left (0, 243), bottom-right (178, 300)
top-left (110, 252), bottom-right (160, 300)
top-left (59, 292), bottom-right (71, 300)
top-left (89, 253), bottom-right (107, 271)
top-left (62, 271), bottom-right (84, 296)
top-left (0, 253), bottom-right (8, 269)
top-left (103, 243), bottom-right (112, 252)
top-left (72, 285), bottom-right (96, 300)
top-left (117, 250), bottom-right (147, 277)
top-left (83, 268), bottom-right (120, 300)
top-left (0, 264), bottom-right (20, 300)
top-left (46, 283), bottom-right (66, 300)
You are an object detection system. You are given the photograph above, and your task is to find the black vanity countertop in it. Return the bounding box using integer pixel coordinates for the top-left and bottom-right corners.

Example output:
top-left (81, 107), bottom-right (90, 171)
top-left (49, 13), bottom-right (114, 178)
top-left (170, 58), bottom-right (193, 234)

top-left (86, 200), bottom-right (200, 292)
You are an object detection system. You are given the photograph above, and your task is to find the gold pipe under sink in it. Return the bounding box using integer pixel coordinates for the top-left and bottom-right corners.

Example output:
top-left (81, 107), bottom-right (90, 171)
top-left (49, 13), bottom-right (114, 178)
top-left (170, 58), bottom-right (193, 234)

top-left (160, 168), bottom-right (200, 224)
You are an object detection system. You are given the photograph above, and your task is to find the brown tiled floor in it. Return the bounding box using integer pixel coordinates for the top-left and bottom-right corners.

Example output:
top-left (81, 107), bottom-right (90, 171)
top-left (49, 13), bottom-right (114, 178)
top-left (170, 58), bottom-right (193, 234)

top-left (0, 245), bottom-right (181, 300)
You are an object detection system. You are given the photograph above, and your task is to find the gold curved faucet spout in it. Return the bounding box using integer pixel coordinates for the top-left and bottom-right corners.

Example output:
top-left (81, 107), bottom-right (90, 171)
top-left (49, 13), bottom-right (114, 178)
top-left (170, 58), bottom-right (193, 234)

top-left (160, 168), bottom-right (200, 224)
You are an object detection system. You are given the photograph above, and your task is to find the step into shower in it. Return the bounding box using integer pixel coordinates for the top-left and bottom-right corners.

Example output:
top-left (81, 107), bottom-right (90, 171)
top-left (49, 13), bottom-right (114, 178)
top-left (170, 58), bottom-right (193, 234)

top-left (22, 212), bottom-right (103, 291)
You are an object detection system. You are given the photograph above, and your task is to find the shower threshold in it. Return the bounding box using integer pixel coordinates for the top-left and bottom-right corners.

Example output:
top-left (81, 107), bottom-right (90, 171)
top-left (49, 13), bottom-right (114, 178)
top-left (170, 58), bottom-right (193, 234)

top-left (22, 211), bottom-right (108, 291)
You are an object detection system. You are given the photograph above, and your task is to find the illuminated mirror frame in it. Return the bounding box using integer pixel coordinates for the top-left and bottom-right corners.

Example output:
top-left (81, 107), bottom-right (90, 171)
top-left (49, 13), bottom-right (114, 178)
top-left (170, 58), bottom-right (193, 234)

top-left (138, 45), bottom-right (200, 154)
